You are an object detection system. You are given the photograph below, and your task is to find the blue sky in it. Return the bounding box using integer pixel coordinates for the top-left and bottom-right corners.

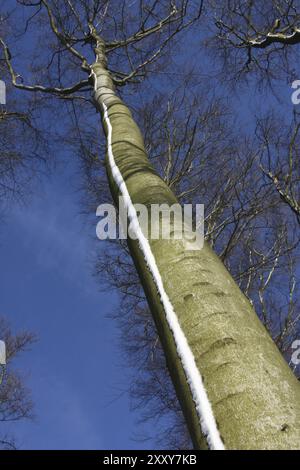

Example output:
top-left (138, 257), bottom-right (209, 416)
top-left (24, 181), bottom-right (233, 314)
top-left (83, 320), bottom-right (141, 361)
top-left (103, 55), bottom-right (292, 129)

top-left (1, 1), bottom-right (299, 450)
top-left (0, 0), bottom-right (183, 448)
top-left (0, 163), bottom-right (155, 449)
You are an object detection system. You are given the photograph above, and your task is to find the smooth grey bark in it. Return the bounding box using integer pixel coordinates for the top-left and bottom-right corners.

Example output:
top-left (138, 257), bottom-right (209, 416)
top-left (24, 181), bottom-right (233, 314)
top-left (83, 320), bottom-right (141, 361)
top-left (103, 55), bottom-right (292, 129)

top-left (90, 34), bottom-right (300, 449)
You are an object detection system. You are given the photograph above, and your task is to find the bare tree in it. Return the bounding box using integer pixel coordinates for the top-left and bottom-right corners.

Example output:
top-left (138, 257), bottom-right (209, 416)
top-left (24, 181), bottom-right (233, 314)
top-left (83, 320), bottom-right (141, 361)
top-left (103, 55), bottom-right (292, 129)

top-left (253, 110), bottom-right (300, 219)
top-left (208, 0), bottom-right (300, 83)
top-left (0, 317), bottom-right (35, 450)
top-left (1, 0), bottom-right (300, 450)
top-left (89, 88), bottom-right (300, 447)
top-left (0, 15), bottom-right (49, 212)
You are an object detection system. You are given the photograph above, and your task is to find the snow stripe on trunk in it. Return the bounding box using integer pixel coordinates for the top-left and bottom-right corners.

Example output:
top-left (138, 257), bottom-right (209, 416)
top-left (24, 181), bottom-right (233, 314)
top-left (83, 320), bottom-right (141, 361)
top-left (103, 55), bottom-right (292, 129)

top-left (99, 93), bottom-right (225, 450)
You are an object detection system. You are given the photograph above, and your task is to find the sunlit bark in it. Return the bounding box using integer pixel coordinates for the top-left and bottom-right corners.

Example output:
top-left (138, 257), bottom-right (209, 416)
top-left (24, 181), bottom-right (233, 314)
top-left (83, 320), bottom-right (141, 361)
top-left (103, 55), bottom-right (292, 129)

top-left (90, 32), bottom-right (300, 450)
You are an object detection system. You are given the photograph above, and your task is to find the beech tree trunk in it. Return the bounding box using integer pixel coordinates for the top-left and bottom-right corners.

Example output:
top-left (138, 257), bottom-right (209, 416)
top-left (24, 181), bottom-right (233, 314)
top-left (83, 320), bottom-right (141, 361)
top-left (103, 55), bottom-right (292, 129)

top-left (90, 36), bottom-right (300, 450)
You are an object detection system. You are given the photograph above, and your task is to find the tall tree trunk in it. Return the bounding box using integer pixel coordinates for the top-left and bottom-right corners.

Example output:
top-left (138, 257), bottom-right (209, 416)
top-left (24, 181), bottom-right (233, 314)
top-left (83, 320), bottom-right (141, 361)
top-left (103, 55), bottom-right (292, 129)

top-left (90, 34), bottom-right (300, 450)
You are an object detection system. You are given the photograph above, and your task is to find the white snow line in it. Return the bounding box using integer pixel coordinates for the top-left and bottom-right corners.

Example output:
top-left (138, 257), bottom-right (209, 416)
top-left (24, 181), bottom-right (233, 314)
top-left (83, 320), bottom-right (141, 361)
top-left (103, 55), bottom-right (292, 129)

top-left (250, 29), bottom-right (300, 46)
top-left (93, 70), bottom-right (225, 450)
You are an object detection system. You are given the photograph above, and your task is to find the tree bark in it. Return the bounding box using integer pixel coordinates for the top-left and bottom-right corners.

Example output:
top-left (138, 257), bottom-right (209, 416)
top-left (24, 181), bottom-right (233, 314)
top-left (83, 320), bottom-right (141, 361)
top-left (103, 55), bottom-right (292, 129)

top-left (90, 37), bottom-right (300, 450)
